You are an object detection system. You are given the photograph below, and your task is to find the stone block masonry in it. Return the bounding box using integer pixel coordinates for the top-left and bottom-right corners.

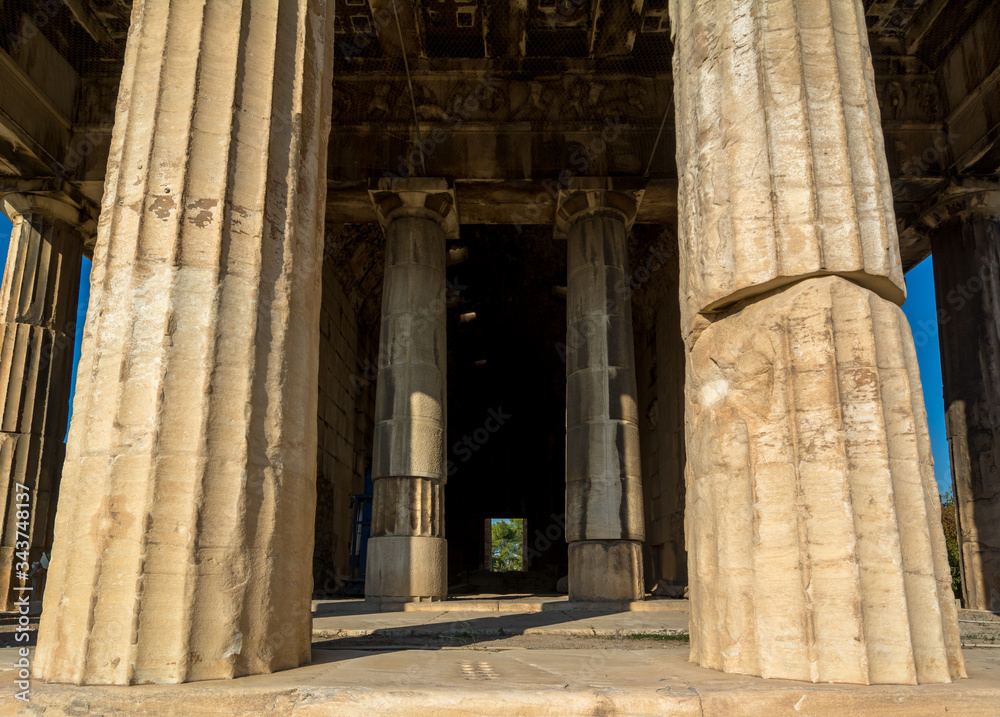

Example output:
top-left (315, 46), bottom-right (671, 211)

top-left (313, 259), bottom-right (377, 596)
top-left (631, 229), bottom-right (687, 588)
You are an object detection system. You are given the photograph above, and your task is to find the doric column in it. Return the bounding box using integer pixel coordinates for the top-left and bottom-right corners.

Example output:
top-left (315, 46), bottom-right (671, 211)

top-left (926, 187), bottom-right (1000, 612)
top-left (365, 178), bottom-right (456, 605)
top-left (34, 0), bottom-right (335, 685)
top-left (0, 194), bottom-right (87, 611)
top-left (557, 180), bottom-right (645, 602)
top-left (672, 0), bottom-right (964, 684)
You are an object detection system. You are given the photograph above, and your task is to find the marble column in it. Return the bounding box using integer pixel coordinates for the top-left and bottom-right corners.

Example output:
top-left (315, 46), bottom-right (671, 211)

top-left (365, 179), bottom-right (456, 605)
top-left (558, 181), bottom-right (645, 602)
top-left (0, 194), bottom-right (85, 611)
top-left (672, 0), bottom-right (964, 684)
top-left (34, 0), bottom-right (336, 685)
top-left (928, 188), bottom-right (1000, 612)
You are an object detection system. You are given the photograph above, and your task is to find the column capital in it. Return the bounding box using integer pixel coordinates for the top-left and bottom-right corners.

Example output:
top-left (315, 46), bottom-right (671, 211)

top-left (899, 181), bottom-right (1000, 255)
top-left (368, 177), bottom-right (459, 239)
top-left (553, 177), bottom-right (645, 239)
top-left (918, 181), bottom-right (1000, 230)
top-left (0, 192), bottom-right (96, 237)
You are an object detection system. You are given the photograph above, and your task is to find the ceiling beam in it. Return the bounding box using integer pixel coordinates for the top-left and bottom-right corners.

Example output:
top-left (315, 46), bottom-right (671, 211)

top-left (903, 0), bottom-right (952, 57)
top-left (63, 0), bottom-right (119, 52)
top-left (0, 50), bottom-right (72, 176)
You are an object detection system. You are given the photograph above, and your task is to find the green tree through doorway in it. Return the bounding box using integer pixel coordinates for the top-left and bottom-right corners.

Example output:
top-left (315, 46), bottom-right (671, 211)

top-left (491, 519), bottom-right (523, 571)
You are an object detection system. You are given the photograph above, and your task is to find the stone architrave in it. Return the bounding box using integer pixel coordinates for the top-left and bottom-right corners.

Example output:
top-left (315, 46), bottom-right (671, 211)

top-left (558, 179), bottom-right (646, 602)
top-left (34, 0), bottom-right (336, 685)
top-left (672, 0), bottom-right (965, 684)
top-left (364, 178), bottom-right (457, 605)
top-left (0, 194), bottom-right (87, 611)
top-left (925, 187), bottom-right (1000, 612)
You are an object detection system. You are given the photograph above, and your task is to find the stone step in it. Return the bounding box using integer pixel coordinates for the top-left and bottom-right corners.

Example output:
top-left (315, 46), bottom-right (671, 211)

top-left (312, 596), bottom-right (690, 615)
top-left (6, 647), bottom-right (999, 716)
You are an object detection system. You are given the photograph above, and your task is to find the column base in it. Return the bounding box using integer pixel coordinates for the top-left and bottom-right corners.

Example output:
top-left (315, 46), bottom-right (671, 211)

top-left (365, 536), bottom-right (447, 602)
top-left (568, 540), bottom-right (644, 602)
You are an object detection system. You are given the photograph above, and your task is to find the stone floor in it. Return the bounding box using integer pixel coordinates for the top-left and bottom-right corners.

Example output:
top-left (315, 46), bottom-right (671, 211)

top-left (959, 609), bottom-right (1000, 647)
top-left (311, 595), bottom-right (691, 641)
top-left (2, 598), bottom-right (999, 716)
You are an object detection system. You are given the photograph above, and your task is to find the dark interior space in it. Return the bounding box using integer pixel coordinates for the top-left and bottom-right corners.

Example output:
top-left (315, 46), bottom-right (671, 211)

top-left (314, 220), bottom-right (688, 598)
top-left (445, 225), bottom-right (569, 592)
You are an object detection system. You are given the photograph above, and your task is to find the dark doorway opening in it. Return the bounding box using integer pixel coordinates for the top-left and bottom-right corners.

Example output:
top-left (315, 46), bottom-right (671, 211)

top-left (445, 225), bottom-right (568, 594)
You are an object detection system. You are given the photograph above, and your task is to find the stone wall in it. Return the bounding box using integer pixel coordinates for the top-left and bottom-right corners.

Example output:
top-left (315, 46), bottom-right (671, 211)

top-left (630, 226), bottom-right (686, 589)
top-left (313, 245), bottom-right (379, 597)
top-left (634, 293), bottom-right (687, 589)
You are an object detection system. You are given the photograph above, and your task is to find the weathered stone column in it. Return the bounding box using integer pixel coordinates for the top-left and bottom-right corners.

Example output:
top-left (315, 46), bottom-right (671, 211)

top-left (34, 0), bottom-right (335, 685)
top-left (672, 0), bottom-right (964, 684)
top-left (926, 188), bottom-right (1000, 612)
top-left (365, 179), bottom-right (456, 605)
top-left (0, 194), bottom-right (86, 611)
top-left (557, 181), bottom-right (645, 602)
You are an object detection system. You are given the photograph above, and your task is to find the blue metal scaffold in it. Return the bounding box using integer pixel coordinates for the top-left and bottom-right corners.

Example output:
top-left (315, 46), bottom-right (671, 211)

top-left (345, 470), bottom-right (373, 597)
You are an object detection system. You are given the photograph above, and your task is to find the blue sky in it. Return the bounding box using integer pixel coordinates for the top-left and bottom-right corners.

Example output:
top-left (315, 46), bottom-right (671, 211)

top-left (900, 257), bottom-right (951, 495)
top-left (0, 213), bottom-right (952, 494)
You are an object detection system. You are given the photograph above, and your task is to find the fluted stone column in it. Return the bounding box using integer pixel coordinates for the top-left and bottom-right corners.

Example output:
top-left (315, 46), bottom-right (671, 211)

top-left (926, 188), bottom-right (1000, 612)
top-left (34, 0), bottom-right (335, 685)
top-left (365, 179), bottom-right (456, 605)
top-left (0, 194), bottom-right (86, 611)
top-left (558, 181), bottom-right (645, 602)
top-left (672, 0), bottom-right (964, 684)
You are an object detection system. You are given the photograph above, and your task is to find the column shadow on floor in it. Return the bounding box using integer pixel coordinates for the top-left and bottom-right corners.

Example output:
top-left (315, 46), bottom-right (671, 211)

top-left (310, 606), bottom-right (645, 653)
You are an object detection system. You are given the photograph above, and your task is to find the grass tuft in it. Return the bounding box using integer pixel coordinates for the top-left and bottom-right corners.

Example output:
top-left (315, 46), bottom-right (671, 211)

top-left (624, 633), bottom-right (689, 642)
